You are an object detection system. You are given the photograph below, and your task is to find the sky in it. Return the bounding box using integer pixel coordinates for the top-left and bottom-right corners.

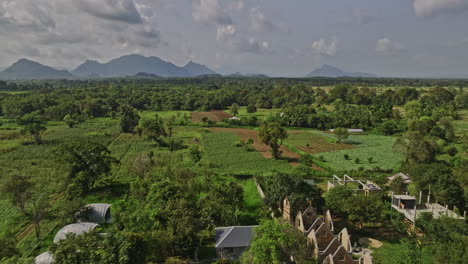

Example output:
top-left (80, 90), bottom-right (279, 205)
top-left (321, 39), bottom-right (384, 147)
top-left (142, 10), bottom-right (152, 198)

top-left (0, 0), bottom-right (468, 77)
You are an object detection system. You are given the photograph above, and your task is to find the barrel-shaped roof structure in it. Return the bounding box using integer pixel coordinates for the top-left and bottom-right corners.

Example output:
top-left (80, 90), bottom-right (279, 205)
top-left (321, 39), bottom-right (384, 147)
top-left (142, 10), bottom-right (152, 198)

top-left (35, 252), bottom-right (54, 264)
top-left (85, 203), bottom-right (112, 223)
top-left (53, 222), bottom-right (98, 243)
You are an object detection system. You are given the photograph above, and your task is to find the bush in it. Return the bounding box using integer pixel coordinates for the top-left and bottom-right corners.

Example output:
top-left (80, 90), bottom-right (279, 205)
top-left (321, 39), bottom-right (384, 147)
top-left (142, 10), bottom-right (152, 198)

top-left (355, 158), bottom-right (360, 164)
top-left (343, 154), bottom-right (350, 160)
top-left (368, 157), bottom-right (373, 163)
top-left (446, 146), bottom-right (458, 157)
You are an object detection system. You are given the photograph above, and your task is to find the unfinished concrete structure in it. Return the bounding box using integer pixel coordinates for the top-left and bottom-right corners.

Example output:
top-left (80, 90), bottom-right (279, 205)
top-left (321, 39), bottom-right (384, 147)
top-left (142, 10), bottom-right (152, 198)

top-left (328, 175), bottom-right (381, 196)
top-left (288, 199), bottom-right (372, 264)
top-left (391, 193), bottom-right (465, 223)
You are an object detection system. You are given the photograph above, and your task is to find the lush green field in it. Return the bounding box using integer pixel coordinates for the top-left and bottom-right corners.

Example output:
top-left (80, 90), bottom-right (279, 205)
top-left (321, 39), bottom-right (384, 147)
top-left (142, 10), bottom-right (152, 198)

top-left (453, 109), bottom-right (468, 136)
top-left (317, 133), bottom-right (402, 171)
top-left (285, 130), bottom-right (402, 171)
top-left (372, 239), bottom-right (434, 264)
top-left (201, 131), bottom-right (292, 175)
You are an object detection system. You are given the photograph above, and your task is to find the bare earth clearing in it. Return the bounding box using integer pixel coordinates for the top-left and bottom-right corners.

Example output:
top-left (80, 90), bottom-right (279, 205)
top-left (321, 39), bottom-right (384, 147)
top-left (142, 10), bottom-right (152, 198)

top-left (191, 111), bottom-right (233, 123)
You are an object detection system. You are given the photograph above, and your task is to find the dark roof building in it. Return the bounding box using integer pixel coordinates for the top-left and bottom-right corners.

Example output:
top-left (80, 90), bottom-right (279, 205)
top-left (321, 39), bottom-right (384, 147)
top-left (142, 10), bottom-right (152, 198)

top-left (215, 226), bottom-right (257, 260)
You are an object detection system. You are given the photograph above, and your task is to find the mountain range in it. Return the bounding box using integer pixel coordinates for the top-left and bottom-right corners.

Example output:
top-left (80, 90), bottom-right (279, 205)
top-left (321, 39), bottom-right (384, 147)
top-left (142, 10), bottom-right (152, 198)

top-left (306, 64), bottom-right (377, 78)
top-left (0, 54), bottom-right (217, 80)
top-left (0, 56), bottom-right (383, 80)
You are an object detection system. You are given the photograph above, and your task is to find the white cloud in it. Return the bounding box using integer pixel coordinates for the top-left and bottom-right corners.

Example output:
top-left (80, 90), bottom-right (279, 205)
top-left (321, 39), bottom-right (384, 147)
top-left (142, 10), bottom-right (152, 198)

top-left (216, 24), bottom-right (237, 41)
top-left (192, 0), bottom-right (232, 25)
top-left (248, 7), bottom-right (276, 32)
top-left (376, 38), bottom-right (406, 54)
top-left (311, 37), bottom-right (337, 56)
top-left (413, 0), bottom-right (468, 18)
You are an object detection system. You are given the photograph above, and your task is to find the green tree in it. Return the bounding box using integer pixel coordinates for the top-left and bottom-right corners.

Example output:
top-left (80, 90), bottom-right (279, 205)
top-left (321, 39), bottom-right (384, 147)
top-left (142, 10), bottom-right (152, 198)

top-left (333, 127), bottom-right (349, 143)
top-left (50, 231), bottom-right (142, 264)
top-left (140, 115), bottom-right (166, 144)
top-left (324, 186), bottom-right (354, 216)
top-left (120, 105), bottom-right (140, 133)
top-left (188, 145), bottom-right (202, 163)
top-left (345, 195), bottom-right (384, 229)
top-left (258, 172), bottom-right (323, 215)
top-left (258, 122), bottom-right (288, 159)
top-left (393, 131), bottom-right (438, 164)
top-left (0, 174), bottom-right (33, 213)
top-left (390, 176), bottom-right (407, 194)
top-left (404, 100), bottom-right (423, 119)
top-left (0, 237), bottom-right (17, 260)
top-left (62, 142), bottom-right (118, 194)
top-left (241, 220), bottom-right (315, 264)
top-left (247, 104), bottom-right (257, 113)
top-left (16, 111), bottom-right (47, 144)
top-left (63, 114), bottom-right (79, 128)
top-left (230, 103), bottom-right (240, 116)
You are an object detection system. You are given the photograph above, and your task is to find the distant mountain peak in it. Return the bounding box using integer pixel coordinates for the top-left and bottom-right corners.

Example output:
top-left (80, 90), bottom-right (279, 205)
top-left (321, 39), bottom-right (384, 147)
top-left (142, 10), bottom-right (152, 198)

top-left (307, 64), bottom-right (376, 78)
top-left (182, 60), bottom-right (216, 76)
top-left (72, 54), bottom-right (216, 78)
top-left (0, 58), bottom-right (73, 80)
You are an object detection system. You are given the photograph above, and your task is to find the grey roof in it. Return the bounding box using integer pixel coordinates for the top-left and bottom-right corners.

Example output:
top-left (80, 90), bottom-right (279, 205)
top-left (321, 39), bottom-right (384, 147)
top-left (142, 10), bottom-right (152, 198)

top-left (53, 222), bottom-right (98, 243)
top-left (388, 173), bottom-right (412, 183)
top-left (215, 226), bottom-right (257, 248)
top-left (35, 252), bottom-right (54, 264)
top-left (85, 203), bottom-right (112, 223)
top-left (394, 194), bottom-right (416, 200)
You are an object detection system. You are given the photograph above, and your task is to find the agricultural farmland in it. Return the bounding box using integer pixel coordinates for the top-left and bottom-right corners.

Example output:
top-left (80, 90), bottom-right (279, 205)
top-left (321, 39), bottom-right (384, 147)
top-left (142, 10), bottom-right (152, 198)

top-left (201, 130), bottom-right (292, 175)
top-left (191, 110), bottom-right (233, 123)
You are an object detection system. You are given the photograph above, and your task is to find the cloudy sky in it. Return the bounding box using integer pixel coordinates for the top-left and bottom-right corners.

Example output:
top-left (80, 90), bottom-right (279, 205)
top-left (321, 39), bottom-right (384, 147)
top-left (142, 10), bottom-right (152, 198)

top-left (1, 0), bottom-right (468, 77)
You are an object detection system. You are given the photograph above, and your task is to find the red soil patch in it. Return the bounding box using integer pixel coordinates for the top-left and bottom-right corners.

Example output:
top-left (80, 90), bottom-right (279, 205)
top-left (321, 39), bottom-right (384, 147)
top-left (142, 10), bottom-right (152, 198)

top-left (208, 127), bottom-right (300, 163)
top-left (191, 111), bottom-right (233, 123)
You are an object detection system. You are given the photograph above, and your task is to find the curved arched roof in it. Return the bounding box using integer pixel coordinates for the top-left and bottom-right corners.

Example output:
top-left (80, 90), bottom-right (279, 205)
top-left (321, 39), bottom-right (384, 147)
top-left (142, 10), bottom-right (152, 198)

top-left (53, 222), bottom-right (98, 243)
top-left (35, 252), bottom-right (54, 264)
top-left (85, 203), bottom-right (112, 223)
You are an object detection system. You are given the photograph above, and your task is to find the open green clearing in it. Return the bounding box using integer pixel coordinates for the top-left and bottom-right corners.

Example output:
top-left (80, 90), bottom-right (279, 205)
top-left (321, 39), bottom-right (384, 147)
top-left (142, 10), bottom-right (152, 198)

top-left (201, 131), bottom-right (292, 175)
top-left (284, 130), bottom-right (402, 171)
top-left (316, 133), bottom-right (402, 171)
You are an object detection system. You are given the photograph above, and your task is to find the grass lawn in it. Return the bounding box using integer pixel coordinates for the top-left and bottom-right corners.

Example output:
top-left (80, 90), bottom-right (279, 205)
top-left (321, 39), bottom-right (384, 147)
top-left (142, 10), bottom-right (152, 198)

top-left (201, 131), bottom-right (292, 175)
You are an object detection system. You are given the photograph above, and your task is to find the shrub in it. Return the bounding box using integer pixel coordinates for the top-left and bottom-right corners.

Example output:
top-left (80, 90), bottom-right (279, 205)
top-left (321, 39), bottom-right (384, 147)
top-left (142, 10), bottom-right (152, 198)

top-left (344, 154), bottom-right (350, 160)
top-left (355, 158), bottom-right (360, 164)
top-left (446, 146), bottom-right (458, 157)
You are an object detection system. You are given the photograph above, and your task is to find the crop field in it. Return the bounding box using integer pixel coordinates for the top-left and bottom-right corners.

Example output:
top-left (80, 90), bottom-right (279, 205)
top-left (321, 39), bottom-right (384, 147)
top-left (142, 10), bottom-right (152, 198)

top-left (191, 110), bottom-right (233, 123)
top-left (208, 127), bottom-right (300, 163)
top-left (284, 130), bottom-right (402, 171)
top-left (201, 131), bottom-right (292, 175)
top-left (0, 200), bottom-right (22, 236)
top-left (285, 130), bottom-right (356, 154)
top-left (317, 133), bottom-right (402, 171)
